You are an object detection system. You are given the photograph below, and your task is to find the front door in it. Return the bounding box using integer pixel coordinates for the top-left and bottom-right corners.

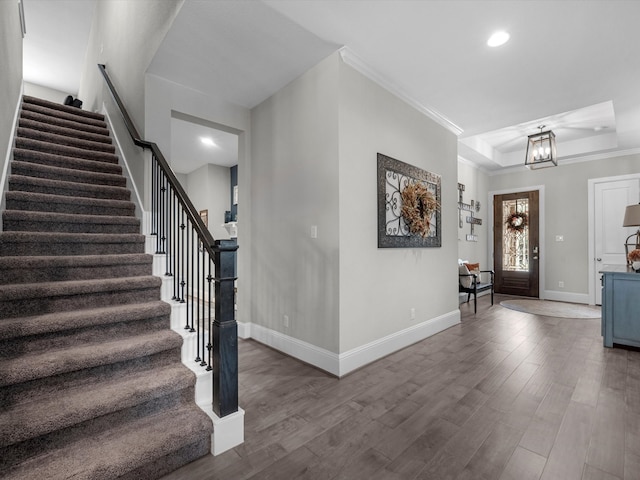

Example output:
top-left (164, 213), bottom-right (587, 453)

top-left (493, 190), bottom-right (540, 297)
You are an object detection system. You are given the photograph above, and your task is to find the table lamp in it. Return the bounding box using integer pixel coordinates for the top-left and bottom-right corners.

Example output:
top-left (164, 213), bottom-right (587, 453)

top-left (623, 203), bottom-right (640, 264)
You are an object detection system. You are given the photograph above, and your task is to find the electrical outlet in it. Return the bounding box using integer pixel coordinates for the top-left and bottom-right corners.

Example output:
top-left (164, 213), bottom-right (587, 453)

top-left (283, 314), bottom-right (289, 328)
top-left (559, 281), bottom-right (564, 288)
top-left (310, 225), bottom-right (318, 238)
top-left (410, 308), bottom-right (416, 320)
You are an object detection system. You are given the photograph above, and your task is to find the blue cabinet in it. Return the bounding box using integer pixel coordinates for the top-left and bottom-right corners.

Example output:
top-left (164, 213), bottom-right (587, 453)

top-left (601, 265), bottom-right (640, 348)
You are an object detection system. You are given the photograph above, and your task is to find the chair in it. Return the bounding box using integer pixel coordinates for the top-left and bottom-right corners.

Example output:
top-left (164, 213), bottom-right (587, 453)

top-left (459, 264), bottom-right (494, 313)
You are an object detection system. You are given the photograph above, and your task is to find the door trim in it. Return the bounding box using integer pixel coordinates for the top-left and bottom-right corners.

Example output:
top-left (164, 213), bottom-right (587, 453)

top-left (588, 173), bottom-right (640, 305)
top-left (488, 185), bottom-right (546, 299)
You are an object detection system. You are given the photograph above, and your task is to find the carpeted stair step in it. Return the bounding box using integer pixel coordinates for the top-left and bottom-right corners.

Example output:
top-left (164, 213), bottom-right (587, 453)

top-left (0, 402), bottom-right (212, 480)
top-left (8, 174), bottom-right (130, 200)
top-left (17, 127), bottom-right (115, 154)
top-left (15, 137), bottom-right (118, 164)
top-left (3, 210), bottom-right (140, 234)
top-left (0, 231), bottom-right (145, 256)
top-left (11, 160), bottom-right (125, 187)
top-left (0, 328), bottom-right (181, 389)
top-left (0, 253), bottom-right (151, 285)
top-left (1, 314), bottom-right (169, 358)
top-left (22, 95), bottom-right (107, 125)
top-left (20, 109), bottom-right (110, 137)
top-left (0, 301), bottom-right (169, 342)
top-left (5, 191), bottom-right (135, 217)
top-left (0, 364), bottom-right (196, 448)
top-left (0, 275), bottom-right (162, 319)
top-left (0, 342), bottom-right (181, 412)
top-left (13, 148), bottom-right (123, 175)
top-left (18, 117), bottom-right (112, 145)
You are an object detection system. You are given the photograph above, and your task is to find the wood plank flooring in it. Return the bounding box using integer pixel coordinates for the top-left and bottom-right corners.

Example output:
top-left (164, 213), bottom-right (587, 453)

top-left (161, 295), bottom-right (640, 480)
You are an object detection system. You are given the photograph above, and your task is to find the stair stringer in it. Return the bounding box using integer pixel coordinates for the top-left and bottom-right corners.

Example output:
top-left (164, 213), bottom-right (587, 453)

top-left (148, 242), bottom-right (244, 456)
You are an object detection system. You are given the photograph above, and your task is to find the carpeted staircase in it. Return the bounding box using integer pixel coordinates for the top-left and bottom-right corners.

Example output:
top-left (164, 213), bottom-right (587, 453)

top-left (0, 96), bottom-right (213, 479)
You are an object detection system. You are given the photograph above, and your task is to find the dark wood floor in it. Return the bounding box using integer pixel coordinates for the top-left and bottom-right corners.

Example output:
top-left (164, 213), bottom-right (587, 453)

top-left (161, 295), bottom-right (640, 480)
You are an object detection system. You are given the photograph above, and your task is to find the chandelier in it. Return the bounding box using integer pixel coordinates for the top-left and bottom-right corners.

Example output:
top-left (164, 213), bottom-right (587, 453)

top-left (525, 126), bottom-right (557, 169)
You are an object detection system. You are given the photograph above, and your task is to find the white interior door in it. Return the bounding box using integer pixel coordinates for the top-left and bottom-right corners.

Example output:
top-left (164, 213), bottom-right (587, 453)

top-left (594, 178), bottom-right (640, 304)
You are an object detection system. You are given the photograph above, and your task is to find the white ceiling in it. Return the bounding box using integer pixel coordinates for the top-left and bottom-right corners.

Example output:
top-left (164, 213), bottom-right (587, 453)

top-left (170, 115), bottom-right (239, 174)
top-left (23, 0), bottom-right (640, 173)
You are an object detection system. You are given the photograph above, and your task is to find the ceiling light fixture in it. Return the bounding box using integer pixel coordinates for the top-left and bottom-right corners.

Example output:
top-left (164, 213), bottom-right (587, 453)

top-left (200, 137), bottom-right (215, 147)
top-left (487, 31), bottom-right (510, 47)
top-left (525, 125), bottom-right (557, 169)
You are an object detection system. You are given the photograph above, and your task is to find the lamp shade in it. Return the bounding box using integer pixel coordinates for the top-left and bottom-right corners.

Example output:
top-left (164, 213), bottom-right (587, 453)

top-left (525, 129), bottom-right (557, 169)
top-left (623, 203), bottom-right (640, 227)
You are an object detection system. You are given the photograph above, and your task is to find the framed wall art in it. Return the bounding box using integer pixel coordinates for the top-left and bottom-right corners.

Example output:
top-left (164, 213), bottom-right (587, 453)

top-left (377, 153), bottom-right (441, 248)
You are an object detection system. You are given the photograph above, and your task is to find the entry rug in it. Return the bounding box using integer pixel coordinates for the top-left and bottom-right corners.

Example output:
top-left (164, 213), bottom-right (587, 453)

top-left (500, 299), bottom-right (601, 319)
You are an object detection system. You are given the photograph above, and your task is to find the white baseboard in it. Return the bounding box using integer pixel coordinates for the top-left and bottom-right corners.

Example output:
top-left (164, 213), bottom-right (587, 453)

top-left (102, 106), bottom-right (145, 219)
top-left (238, 321), bottom-right (251, 339)
top-left (247, 309), bottom-right (461, 377)
top-left (542, 290), bottom-right (590, 304)
top-left (337, 310), bottom-right (460, 376)
top-left (249, 323), bottom-right (340, 375)
top-left (0, 87), bottom-right (24, 226)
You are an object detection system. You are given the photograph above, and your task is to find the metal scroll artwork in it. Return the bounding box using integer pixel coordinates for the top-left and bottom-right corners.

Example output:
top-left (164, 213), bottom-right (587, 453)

top-left (457, 183), bottom-right (482, 242)
top-left (377, 153), bottom-right (441, 248)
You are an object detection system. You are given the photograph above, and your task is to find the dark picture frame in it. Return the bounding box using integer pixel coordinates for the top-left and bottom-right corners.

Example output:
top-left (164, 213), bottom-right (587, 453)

top-left (377, 153), bottom-right (441, 248)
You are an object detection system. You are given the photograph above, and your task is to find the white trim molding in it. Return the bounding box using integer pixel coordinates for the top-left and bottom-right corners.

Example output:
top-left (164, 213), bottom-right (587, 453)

top-left (247, 309), bottom-right (460, 377)
top-left (337, 310), bottom-right (460, 377)
top-left (0, 85), bottom-right (24, 225)
top-left (542, 290), bottom-right (590, 305)
top-left (339, 47), bottom-right (463, 136)
top-left (102, 105), bottom-right (145, 220)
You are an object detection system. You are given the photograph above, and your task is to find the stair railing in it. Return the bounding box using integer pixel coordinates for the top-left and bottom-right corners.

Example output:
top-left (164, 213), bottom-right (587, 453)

top-left (98, 64), bottom-right (238, 418)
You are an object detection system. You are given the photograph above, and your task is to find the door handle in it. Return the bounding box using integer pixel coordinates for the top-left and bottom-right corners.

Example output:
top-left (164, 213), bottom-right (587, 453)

top-left (596, 258), bottom-right (602, 262)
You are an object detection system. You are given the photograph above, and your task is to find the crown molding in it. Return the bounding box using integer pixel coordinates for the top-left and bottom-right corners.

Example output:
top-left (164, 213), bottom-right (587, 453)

top-left (339, 47), bottom-right (463, 136)
top-left (487, 147), bottom-right (640, 176)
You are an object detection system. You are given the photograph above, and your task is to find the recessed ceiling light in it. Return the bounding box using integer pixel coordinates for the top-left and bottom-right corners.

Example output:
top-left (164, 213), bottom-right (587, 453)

top-left (200, 137), bottom-right (216, 147)
top-left (487, 31), bottom-right (510, 47)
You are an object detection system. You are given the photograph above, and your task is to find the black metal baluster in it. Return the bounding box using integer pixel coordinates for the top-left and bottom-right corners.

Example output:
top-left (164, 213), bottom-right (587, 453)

top-left (151, 154), bottom-right (157, 237)
top-left (189, 224), bottom-right (195, 333)
top-left (195, 236), bottom-right (202, 364)
top-left (184, 220), bottom-right (191, 330)
top-left (200, 243), bottom-right (207, 367)
top-left (207, 256), bottom-right (213, 371)
top-left (180, 208), bottom-right (186, 304)
top-left (165, 182), bottom-right (172, 276)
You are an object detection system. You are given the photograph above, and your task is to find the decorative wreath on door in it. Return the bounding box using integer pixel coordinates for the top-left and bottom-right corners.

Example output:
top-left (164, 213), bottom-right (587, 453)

top-left (505, 212), bottom-right (528, 233)
top-left (401, 182), bottom-right (440, 237)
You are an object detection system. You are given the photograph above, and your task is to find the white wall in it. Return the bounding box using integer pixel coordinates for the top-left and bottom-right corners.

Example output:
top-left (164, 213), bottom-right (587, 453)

top-left (250, 51), bottom-right (460, 366)
top-left (185, 163), bottom-right (231, 241)
top-left (457, 158), bottom-right (489, 269)
top-left (23, 82), bottom-right (68, 104)
top-left (250, 53), bottom-right (340, 353)
top-left (0, 0), bottom-right (24, 207)
top-left (78, 0), bottom-right (184, 129)
top-left (338, 59), bottom-right (459, 353)
top-left (489, 153), bottom-right (640, 297)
